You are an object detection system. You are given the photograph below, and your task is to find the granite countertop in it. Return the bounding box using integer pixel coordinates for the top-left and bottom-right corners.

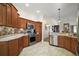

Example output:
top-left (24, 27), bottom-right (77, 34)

top-left (58, 33), bottom-right (77, 38)
top-left (0, 33), bottom-right (28, 41)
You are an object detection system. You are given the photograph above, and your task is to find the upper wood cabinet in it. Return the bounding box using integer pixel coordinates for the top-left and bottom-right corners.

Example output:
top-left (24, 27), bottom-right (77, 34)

top-left (17, 17), bottom-right (26, 28)
top-left (0, 3), bottom-right (18, 27)
top-left (35, 22), bottom-right (42, 33)
top-left (0, 4), bottom-right (3, 25)
top-left (6, 4), bottom-right (12, 26)
top-left (11, 4), bottom-right (18, 28)
top-left (2, 4), bottom-right (7, 26)
top-left (0, 4), bottom-right (7, 26)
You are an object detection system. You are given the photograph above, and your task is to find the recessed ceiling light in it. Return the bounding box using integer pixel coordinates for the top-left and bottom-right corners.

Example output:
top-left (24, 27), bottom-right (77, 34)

top-left (36, 10), bottom-right (40, 13)
top-left (25, 3), bottom-right (29, 7)
top-left (58, 20), bottom-right (61, 23)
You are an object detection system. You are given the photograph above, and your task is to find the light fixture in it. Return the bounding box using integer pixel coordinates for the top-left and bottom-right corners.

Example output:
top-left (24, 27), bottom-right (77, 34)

top-left (25, 3), bottom-right (29, 7)
top-left (58, 8), bottom-right (61, 23)
top-left (36, 10), bottom-right (40, 13)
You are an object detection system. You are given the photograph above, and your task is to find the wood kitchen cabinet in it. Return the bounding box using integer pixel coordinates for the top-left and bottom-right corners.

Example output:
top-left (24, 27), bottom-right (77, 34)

top-left (35, 22), bottom-right (42, 42)
top-left (22, 36), bottom-right (29, 48)
top-left (0, 41), bottom-right (8, 56)
top-left (6, 4), bottom-right (12, 26)
top-left (0, 3), bottom-right (18, 27)
top-left (11, 4), bottom-right (18, 28)
top-left (58, 35), bottom-right (78, 54)
top-left (0, 4), bottom-right (3, 25)
top-left (2, 4), bottom-right (7, 26)
top-left (17, 17), bottom-right (26, 29)
top-left (36, 34), bottom-right (41, 42)
top-left (58, 36), bottom-right (65, 48)
top-left (65, 37), bottom-right (71, 51)
top-left (70, 37), bottom-right (77, 54)
top-left (18, 37), bottom-right (23, 53)
top-left (8, 39), bottom-right (18, 56)
top-left (0, 4), bottom-right (7, 26)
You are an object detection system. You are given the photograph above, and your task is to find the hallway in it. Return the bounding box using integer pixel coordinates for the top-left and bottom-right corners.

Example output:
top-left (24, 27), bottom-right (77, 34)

top-left (19, 41), bottom-right (75, 56)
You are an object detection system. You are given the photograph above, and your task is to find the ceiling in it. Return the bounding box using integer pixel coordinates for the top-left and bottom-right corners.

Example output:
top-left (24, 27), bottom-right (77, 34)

top-left (13, 3), bottom-right (79, 21)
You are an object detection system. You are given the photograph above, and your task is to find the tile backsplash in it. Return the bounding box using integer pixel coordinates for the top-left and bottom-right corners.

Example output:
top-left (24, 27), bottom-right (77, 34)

top-left (0, 26), bottom-right (19, 36)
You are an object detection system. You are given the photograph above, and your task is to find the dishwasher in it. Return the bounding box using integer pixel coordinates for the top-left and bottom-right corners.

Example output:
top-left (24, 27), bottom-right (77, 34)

top-left (49, 33), bottom-right (58, 46)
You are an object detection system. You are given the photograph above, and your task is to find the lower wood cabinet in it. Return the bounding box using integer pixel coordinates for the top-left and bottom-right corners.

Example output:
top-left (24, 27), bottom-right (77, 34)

top-left (18, 37), bottom-right (23, 53)
top-left (8, 39), bottom-right (18, 56)
top-left (0, 41), bottom-right (8, 56)
top-left (22, 36), bottom-right (29, 48)
top-left (64, 37), bottom-right (71, 51)
top-left (70, 37), bottom-right (77, 54)
top-left (36, 34), bottom-right (41, 42)
top-left (58, 36), bottom-right (65, 48)
top-left (58, 35), bottom-right (78, 54)
top-left (0, 35), bottom-right (29, 56)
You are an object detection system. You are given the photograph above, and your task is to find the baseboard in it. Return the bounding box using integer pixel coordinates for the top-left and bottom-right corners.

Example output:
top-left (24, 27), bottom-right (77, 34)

top-left (50, 44), bottom-right (58, 47)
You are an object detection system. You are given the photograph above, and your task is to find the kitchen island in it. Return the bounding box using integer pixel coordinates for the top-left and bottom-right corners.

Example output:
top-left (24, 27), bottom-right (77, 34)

top-left (0, 34), bottom-right (29, 56)
top-left (58, 33), bottom-right (78, 54)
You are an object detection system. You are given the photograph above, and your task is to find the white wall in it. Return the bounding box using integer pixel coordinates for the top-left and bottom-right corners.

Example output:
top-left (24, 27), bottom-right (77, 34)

top-left (59, 17), bottom-right (78, 32)
top-left (42, 17), bottom-right (58, 40)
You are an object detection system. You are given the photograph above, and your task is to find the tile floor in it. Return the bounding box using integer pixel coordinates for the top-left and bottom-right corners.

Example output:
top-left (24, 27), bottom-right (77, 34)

top-left (19, 41), bottom-right (75, 56)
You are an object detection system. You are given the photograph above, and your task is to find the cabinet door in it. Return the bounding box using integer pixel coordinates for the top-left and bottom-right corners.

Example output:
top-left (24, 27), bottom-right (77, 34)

top-left (36, 34), bottom-right (41, 42)
top-left (3, 4), bottom-right (7, 25)
top-left (58, 36), bottom-right (63, 47)
top-left (22, 36), bottom-right (29, 47)
top-left (70, 38), bottom-right (77, 54)
top-left (12, 5), bottom-right (18, 28)
top-left (8, 39), bottom-right (18, 56)
top-left (0, 4), bottom-right (3, 25)
top-left (0, 42), bottom-right (8, 56)
top-left (18, 37), bottom-right (23, 53)
top-left (6, 4), bottom-right (12, 26)
top-left (35, 22), bottom-right (42, 42)
top-left (65, 37), bottom-right (71, 51)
